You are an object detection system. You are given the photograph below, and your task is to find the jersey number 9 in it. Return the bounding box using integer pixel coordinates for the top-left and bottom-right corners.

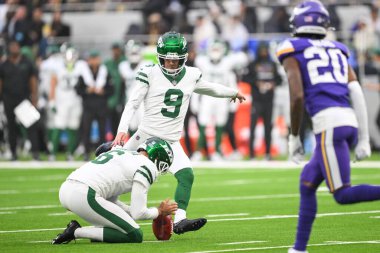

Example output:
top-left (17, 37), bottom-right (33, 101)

top-left (161, 89), bottom-right (184, 118)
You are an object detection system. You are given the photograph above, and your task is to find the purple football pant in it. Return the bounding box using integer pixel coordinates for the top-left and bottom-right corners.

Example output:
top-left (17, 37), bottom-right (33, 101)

top-left (293, 126), bottom-right (380, 251)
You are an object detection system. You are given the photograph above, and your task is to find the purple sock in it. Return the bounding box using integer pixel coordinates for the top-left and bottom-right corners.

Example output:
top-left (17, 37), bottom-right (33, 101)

top-left (334, 184), bottom-right (380, 204)
top-left (294, 184), bottom-right (317, 251)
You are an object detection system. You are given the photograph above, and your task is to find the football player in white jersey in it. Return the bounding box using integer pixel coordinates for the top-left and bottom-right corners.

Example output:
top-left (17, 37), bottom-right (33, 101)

top-left (52, 137), bottom-right (178, 244)
top-left (38, 45), bottom-right (63, 151)
top-left (112, 31), bottom-right (246, 234)
top-left (48, 46), bottom-right (84, 161)
top-left (194, 39), bottom-right (247, 161)
top-left (119, 40), bottom-right (152, 136)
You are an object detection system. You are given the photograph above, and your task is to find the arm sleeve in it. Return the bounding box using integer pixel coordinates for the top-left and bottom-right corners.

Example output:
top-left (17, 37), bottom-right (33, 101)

top-left (117, 83), bottom-right (148, 133)
top-left (348, 80), bottom-right (369, 141)
top-left (194, 78), bottom-right (238, 98)
top-left (130, 181), bottom-right (159, 220)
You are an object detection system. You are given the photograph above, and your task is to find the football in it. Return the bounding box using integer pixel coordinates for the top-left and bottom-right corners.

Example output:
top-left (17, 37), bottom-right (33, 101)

top-left (152, 214), bottom-right (173, 240)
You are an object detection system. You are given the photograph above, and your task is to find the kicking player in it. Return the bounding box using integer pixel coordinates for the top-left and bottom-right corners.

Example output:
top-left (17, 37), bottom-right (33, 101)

top-left (277, 1), bottom-right (380, 252)
top-left (52, 137), bottom-right (177, 244)
top-left (113, 31), bottom-right (246, 234)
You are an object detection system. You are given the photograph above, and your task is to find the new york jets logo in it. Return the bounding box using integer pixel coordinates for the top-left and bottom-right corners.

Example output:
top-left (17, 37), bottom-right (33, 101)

top-left (158, 37), bottom-right (164, 48)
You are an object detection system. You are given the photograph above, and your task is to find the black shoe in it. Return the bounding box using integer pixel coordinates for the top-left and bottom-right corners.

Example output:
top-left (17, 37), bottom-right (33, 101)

top-left (52, 220), bottom-right (81, 244)
top-left (173, 218), bottom-right (207, 235)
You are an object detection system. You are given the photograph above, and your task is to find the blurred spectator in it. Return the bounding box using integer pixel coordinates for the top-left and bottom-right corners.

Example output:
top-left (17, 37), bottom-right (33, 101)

top-left (76, 50), bottom-right (113, 160)
top-left (193, 15), bottom-right (217, 53)
top-left (2, 5), bottom-right (30, 46)
top-left (370, 5), bottom-right (380, 45)
top-left (0, 40), bottom-right (39, 160)
top-left (221, 15), bottom-right (249, 51)
top-left (243, 42), bottom-right (282, 160)
top-left (240, 0), bottom-right (258, 33)
top-left (28, 7), bottom-right (45, 55)
top-left (142, 0), bottom-right (172, 29)
top-left (327, 4), bottom-right (341, 32)
top-left (352, 16), bottom-right (377, 69)
top-left (50, 10), bottom-right (71, 40)
top-left (146, 12), bottom-right (168, 46)
top-left (264, 6), bottom-right (291, 33)
top-left (104, 42), bottom-right (126, 138)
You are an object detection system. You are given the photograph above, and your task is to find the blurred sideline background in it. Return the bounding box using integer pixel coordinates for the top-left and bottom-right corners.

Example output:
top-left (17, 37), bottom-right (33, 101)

top-left (0, 0), bottom-right (379, 162)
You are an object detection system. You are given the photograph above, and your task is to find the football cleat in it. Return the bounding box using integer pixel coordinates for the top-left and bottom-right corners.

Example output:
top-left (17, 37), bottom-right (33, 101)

top-left (173, 218), bottom-right (207, 235)
top-left (52, 220), bottom-right (81, 244)
top-left (288, 248), bottom-right (308, 253)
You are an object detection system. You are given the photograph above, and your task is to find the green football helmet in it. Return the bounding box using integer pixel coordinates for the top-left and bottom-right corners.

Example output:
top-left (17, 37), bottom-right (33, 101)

top-left (137, 137), bottom-right (174, 174)
top-left (156, 31), bottom-right (188, 76)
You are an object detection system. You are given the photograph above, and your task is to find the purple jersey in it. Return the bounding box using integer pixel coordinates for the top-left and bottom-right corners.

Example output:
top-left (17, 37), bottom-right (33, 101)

top-left (276, 38), bottom-right (351, 116)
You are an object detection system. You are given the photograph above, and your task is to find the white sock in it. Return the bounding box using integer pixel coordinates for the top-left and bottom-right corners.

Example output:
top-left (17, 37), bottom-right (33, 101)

top-left (74, 227), bottom-right (104, 242)
top-left (174, 208), bottom-right (186, 224)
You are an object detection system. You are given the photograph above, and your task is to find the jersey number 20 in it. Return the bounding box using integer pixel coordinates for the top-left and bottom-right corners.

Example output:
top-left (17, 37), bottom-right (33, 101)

top-left (161, 89), bottom-right (184, 118)
top-left (304, 47), bottom-right (348, 85)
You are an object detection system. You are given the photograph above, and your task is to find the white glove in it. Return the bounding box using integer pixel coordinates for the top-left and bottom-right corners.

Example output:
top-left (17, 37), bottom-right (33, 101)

top-left (354, 139), bottom-right (371, 161)
top-left (288, 134), bottom-right (304, 164)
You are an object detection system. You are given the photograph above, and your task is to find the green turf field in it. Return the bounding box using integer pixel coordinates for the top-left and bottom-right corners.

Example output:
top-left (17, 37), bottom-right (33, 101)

top-left (0, 166), bottom-right (380, 253)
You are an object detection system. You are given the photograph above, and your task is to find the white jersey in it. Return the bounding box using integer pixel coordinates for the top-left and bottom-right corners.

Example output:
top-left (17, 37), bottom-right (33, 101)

top-left (39, 54), bottom-right (63, 97)
top-left (67, 149), bottom-right (157, 200)
top-left (52, 60), bottom-right (85, 105)
top-left (117, 64), bottom-right (238, 142)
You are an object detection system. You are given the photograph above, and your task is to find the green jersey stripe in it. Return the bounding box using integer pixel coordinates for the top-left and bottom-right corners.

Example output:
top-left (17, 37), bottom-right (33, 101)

top-left (136, 77), bottom-right (149, 85)
top-left (196, 73), bottom-right (202, 83)
top-left (140, 166), bottom-right (153, 183)
top-left (137, 71), bottom-right (148, 78)
top-left (87, 187), bottom-right (136, 233)
top-left (136, 170), bottom-right (152, 185)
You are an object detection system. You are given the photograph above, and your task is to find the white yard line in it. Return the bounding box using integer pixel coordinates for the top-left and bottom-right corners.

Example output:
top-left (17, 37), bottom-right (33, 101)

top-left (188, 240), bottom-right (380, 253)
top-left (0, 211), bottom-right (16, 215)
top-left (0, 193), bottom-right (306, 211)
top-left (0, 205), bottom-right (60, 211)
top-left (47, 212), bottom-right (73, 216)
top-left (217, 241), bottom-right (267, 245)
top-left (206, 213), bottom-right (250, 218)
top-left (2, 209), bottom-right (380, 234)
top-left (1, 161), bottom-right (380, 169)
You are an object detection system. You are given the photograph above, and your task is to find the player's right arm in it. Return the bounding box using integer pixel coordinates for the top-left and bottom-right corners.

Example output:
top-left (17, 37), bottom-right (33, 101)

top-left (282, 56), bottom-right (304, 164)
top-left (130, 165), bottom-right (177, 220)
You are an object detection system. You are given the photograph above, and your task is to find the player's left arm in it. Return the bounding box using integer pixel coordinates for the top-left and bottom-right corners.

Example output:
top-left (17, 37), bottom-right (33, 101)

top-left (194, 78), bottom-right (246, 103)
top-left (282, 56), bottom-right (304, 163)
top-left (347, 65), bottom-right (371, 160)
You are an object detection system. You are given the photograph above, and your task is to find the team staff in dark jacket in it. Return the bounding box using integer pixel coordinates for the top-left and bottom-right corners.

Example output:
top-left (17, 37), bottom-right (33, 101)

top-left (0, 40), bottom-right (40, 160)
top-left (243, 42), bottom-right (282, 160)
top-left (76, 50), bottom-right (113, 160)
